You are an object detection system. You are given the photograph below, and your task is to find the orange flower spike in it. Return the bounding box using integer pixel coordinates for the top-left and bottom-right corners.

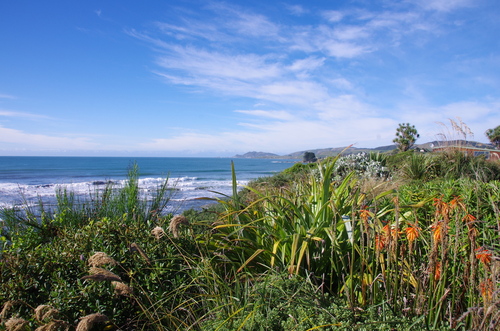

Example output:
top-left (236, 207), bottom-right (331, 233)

top-left (405, 225), bottom-right (419, 243)
top-left (462, 214), bottom-right (476, 226)
top-left (359, 209), bottom-right (371, 221)
top-left (433, 197), bottom-right (444, 210)
top-left (450, 196), bottom-right (466, 212)
top-left (430, 222), bottom-right (443, 243)
top-left (434, 261), bottom-right (441, 281)
top-left (433, 197), bottom-right (450, 219)
top-left (382, 223), bottom-right (399, 240)
top-left (375, 234), bottom-right (386, 251)
top-left (479, 278), bottom-right (494, 301)
top-left (359, 209), bottom-right (372, 228)
top-left (475, 247), bottom-right (492, 267)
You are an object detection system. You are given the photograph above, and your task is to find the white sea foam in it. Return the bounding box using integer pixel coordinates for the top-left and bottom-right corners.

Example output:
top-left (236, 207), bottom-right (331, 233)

top-left (0, 176), bottom-right (249, 210)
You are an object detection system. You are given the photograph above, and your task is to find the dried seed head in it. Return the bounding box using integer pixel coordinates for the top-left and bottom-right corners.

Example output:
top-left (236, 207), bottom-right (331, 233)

top-left (0, 301), bottom-right (14, 321)
top-left (5, 317), bottom-right (29, 331)
top-left (112, 281), bottom-right (133, 296)
top-left (34, 305), bottom-right (59, 322)
top-left (88, 252), bottom-right (117, 267)
top-left (169, 215), bottom-right (189, 238)
top-left (81, 268), bottom-right (122, 282)
top-left (151, 226), bottom-right (166, 240)
top-left (75, 313), bottom-right (108, 331)
top-left (35, 320), bottom-right (71, 331)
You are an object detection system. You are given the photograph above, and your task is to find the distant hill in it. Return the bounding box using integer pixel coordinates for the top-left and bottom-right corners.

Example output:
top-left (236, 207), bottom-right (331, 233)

top-left (282, 145), bottom-right (397, 159)
top-left (233, 151), bottom-right (281, 158)
top-left (233, 140), bottom-right (496, 159)
top-left (234, 146), bottom-right (396, 159)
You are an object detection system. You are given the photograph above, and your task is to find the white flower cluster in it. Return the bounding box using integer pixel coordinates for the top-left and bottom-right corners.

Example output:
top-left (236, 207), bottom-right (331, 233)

top-left (333, 153), bottom-right (389, 179)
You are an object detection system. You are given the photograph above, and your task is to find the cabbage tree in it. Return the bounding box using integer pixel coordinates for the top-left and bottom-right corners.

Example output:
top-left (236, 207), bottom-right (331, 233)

top-left (393, 123), bottom-right (419, 152)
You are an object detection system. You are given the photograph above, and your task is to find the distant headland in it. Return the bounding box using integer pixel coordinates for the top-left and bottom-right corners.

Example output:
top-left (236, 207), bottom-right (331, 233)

top-left (233, 140), bottom-right (496, 159)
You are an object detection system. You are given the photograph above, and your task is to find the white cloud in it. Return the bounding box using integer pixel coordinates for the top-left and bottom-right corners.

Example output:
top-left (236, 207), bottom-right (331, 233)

top-left (155, 46), bottom-right (282, 81)
top-left (333, 25), bottom-right (370, 41)
top-left (322, 10), bottom-right (344, 22)
top-left (412, 0), bottom-right (475, 12)
top-left (286, 4), bottom-right (308, 16)
top-left (288, 57), bottom-right (325, 73)
top-left (316, 95), bottom-right (374, 120)
top-left (0, 110), bottom-right (52, 120)
top-left (439, 101), bottom-right (496, 120)
top-left (329, 78), bottom-right (354, 91)
top-left (124, 1), bottom-right (498, 155)
top-left (0, 94), bottom-right (16, 99)
top-left (235, 110), bottom-right (295, 121)
top-left (0, 126), bottom-right (99, 150)
top-left (231, 11), bottom-right (279, 37)
top-left (138, 112), bottom-right (398, 154)
top-left (321, 40), bottom-right (369, 58)
top-left (206, 2), bottom-right (280, 38)
top-left (257, 81), bottom-right (329, 106)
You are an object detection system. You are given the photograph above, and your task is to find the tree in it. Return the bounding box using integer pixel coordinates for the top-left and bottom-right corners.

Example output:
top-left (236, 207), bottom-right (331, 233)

top-left (393, 123), bottom-right (419, 152)
top-left (485, 125), bottom-right (500, 149)
top-left (303, 151), bottom-right (317, 163)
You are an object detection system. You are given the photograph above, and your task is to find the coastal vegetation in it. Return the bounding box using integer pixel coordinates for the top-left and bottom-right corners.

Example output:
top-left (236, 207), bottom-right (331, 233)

top-left (1, 136), bottom-right (500, 330)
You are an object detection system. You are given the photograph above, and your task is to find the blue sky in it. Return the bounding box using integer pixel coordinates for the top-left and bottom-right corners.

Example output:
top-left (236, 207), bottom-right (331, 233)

top-left (1, 0), bottom-right (499, 156)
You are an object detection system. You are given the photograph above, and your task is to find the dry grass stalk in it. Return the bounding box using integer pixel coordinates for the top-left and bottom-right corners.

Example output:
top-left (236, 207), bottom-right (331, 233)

top-left (435, 117), bottom-right (474, 148)
top-left (151, 226), bottom-right (166, 240)
top-left (5, 317), bottom-right (29, 331)
top-left (129, 243), bottom-right (151, 265)
top-left (112, 281), bottom-right (133, 296)
top-left (75, 313), bottom-right (108, 331)
top-left (34, 305), bottom-right (59, 322)
top-left (81, 267), bottom-right (122, 282)
top-left (169, 215), bottom-right (189, 238)
top-left (0, 301), bottom-right (14, 321)
top-left (87, 252), bottom-right (117, 267)
top-left (35, 320), bottom-right (71, 331)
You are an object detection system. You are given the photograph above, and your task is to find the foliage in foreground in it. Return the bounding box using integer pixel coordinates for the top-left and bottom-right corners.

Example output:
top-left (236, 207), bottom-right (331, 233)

top-left (0, 156), bottom-right (499, 330)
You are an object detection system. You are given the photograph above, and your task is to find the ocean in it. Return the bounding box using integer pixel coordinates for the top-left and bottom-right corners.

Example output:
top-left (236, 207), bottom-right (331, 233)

top-left (0, 156), bottom-right (297, 213)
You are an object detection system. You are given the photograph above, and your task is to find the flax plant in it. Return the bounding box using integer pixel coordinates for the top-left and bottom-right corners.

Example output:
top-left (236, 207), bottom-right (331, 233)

top-left (210, 156), bottom-right (383, 304)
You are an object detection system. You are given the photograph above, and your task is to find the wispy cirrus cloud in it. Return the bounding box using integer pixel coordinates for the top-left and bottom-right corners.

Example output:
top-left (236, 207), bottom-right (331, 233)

top-left (322, 10), bottom-right (344, 23)
top-left (411, 0), bottom-right (476, 12)
top-left (155, 46), bottom-right (282, 81)
top-left (0, 126), bottom-right (100, 150)
top-left (134, 0), bottom-right (452, 103)
top-left (235, 110), bottom-right (295, 121)
top-left (206, 2), bottom-right (280, 38)
top-left (128, 1), bottom-right (498, 154)
top-left (286, 4), bottom-right (309, 16)
top-left (0, 110), bottom-right (52, 120)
